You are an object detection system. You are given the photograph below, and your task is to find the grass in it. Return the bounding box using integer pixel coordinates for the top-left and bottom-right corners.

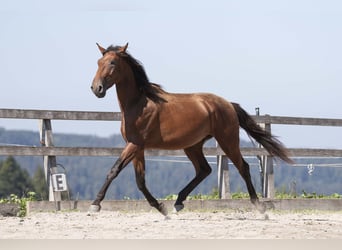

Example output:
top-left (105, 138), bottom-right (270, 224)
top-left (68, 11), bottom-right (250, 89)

top-left (164, 188), bottom-right (220, 200)
top-left (163, 188), bottom-right (342, 200)
top-left (0, 192), bottom-right (37, 217)
top-left (300, 191), bottom-right (341, 199)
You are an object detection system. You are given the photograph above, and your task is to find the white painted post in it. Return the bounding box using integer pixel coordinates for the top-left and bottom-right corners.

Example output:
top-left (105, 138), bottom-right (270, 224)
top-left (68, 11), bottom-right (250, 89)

top-left (255, 108), bottom-right (264, 195)
top-left (263, 120), bottom-right (275, 198)
top-left (217, 141), bottom-right (231, 199)
top-left (39, 119), bottom-right (61, 204)
top-left (217, 155), bottom-right (231, 199)
top-left (255, 109), bottom-right (274, 199)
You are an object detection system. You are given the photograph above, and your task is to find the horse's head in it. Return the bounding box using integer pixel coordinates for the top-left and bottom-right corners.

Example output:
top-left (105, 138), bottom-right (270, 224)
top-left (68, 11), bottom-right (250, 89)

top-left (91, 43), bottom-right (128, 98)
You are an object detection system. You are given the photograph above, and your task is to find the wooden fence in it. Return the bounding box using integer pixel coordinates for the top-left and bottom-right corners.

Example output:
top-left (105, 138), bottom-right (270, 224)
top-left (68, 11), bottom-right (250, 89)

top-left (1, 108), bottom-right (342, 201)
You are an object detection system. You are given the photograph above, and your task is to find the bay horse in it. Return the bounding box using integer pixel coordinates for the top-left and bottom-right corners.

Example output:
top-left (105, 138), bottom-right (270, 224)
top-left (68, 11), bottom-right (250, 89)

top-left (90, 43), bottom-right (293, 216)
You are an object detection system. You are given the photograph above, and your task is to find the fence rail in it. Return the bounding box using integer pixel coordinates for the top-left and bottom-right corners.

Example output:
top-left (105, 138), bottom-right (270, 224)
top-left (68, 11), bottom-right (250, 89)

top-left (0, 109), bottom-right (120, 121)
top-left (2, 108), bottom-right (342, 125)
top-left (1, 108), bottom-right (342, 202)
top-left (254, 115), bottom-right (342, 126)
top-left (1, 145), bottom-right (342, 158)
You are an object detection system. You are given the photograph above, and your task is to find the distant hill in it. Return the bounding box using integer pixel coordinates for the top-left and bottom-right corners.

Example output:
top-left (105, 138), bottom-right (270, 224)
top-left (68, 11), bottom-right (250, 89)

top-left (1, 127), bottom-right (341, 200)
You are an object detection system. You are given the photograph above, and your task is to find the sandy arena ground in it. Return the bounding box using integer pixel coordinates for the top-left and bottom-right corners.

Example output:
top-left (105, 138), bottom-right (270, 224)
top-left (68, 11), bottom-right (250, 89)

top-left (1, 209), bottom-right (342, 239)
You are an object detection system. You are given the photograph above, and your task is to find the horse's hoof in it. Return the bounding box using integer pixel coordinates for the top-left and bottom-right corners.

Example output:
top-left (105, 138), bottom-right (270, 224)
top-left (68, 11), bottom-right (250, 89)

top-left (256, 202), bottom-right (266, 214)
top-left (158, 202), bottom-right (168, 216)
top-left (89, 204), bottom-right (101, 213)
top-left (173, 204), bottom-right (184, 213)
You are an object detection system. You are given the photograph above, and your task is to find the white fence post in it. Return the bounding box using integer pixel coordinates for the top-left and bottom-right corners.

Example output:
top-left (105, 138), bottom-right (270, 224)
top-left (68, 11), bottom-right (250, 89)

top-left (217, 141), bottom-right (231, 199)
top-left (262, 116), bottom-right (275, 198)
top-left (39, 119), bottom-right (61, 205)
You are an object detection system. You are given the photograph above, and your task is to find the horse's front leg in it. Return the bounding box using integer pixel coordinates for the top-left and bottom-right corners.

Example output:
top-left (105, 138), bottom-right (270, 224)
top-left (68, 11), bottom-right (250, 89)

top-left (133, 151), bottom-right (168, 217)
top-left (89, 143), bottom-right (139, 212)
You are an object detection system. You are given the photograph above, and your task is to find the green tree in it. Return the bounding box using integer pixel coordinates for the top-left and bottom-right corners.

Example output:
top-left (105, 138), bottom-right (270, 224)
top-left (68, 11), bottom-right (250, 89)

top-left (32, 166), bottom-right (48, 200)
top-left (0, 156), bottom-right (34, 198)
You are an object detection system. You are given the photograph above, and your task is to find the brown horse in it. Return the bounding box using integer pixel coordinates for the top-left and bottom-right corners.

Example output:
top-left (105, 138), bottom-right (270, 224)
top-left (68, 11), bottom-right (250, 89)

top-left (90, 43), bottom-right (293, 216)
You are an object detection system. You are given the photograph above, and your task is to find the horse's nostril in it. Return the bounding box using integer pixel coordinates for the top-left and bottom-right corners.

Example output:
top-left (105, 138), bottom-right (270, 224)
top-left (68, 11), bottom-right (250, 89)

top-left (98, 85), bottom-right (103, 93)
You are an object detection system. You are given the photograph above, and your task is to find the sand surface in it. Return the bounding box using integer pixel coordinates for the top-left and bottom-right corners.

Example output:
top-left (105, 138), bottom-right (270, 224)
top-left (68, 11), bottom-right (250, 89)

top-left (1, 210), bottom-right (342, 239)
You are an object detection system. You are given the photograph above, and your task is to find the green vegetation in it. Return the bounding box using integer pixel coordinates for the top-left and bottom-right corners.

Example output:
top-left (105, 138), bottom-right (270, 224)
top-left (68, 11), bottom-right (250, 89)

top-left (231, 192), bottom-right (251, 199)
top-left (164, 188), bottom-right (220, 200)
top-left (0, 192), bottom-right (37, 217)
top-left (164, 189), bottom-right (341, 200)
top-left (0, 156), bottom-right (47, 199)
top-left (0, 156), bottom-right (33, 197)
top-left (301, 191), bottom-right (341, 199)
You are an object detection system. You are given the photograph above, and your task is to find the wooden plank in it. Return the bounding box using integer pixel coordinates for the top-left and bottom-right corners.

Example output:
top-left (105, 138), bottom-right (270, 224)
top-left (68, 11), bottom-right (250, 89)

top-left (253, 115), bottom-right (342, 127)
top-left (0, 146), bottom-right (123, 156)
top-left (288, 148), bottom-right (342, 157)
top-left (0, 109), bottom-right (121, 121)
top-left (1, 146), bottom-right (342, 158)
top-left (1, 108), bottom-right (342, 126)
top-left (0, 146), bottom-right (249, 157)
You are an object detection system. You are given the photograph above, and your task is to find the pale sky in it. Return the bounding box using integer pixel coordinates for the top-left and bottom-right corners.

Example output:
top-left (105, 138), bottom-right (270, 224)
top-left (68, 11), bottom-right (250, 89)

top-left (0, 0), bottom-right (341, 148)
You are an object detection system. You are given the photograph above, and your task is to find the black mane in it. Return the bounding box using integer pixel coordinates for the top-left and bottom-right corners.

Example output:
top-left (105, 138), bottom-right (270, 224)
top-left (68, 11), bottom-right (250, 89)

top-left (105, 45), bottom-right (166, 103)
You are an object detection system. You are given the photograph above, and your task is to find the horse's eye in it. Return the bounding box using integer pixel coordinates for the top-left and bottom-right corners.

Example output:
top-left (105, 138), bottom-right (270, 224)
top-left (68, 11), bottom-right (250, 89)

top-left (110, 60), bottom-right (116, 65)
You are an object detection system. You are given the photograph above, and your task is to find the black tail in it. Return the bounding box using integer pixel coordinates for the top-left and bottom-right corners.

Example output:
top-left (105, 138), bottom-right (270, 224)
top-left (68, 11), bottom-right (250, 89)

top-left (232, 102), bottom-right (293, 164)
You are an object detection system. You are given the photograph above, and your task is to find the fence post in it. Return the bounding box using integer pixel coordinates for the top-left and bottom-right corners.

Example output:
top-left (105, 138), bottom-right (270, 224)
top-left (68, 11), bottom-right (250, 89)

top-left (39, 119), bottom-right (61, 206)
top-left (255, 108), bottom-right (264, 195)
top-left (217, 142), bottom-right (231, 199)
top-left (263, 116), bottom-right (275, 198)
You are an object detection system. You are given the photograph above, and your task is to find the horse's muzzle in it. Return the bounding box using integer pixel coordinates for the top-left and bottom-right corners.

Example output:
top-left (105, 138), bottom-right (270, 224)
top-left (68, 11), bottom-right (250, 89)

top-left (91, 82), bottom-right (106, 98)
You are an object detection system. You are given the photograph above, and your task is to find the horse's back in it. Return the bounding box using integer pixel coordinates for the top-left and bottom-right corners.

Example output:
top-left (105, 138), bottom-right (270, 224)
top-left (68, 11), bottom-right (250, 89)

top-left (144, 92), bottom-right (238, 149)
top-left (162, 91), bottom-right (237, 124)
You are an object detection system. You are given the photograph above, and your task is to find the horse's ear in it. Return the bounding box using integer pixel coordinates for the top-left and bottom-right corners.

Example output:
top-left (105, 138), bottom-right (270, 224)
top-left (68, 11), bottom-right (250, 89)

top-left (118, 43), bottom-right (129, 53)
top-left (96, 43), bottom-right (106, 55)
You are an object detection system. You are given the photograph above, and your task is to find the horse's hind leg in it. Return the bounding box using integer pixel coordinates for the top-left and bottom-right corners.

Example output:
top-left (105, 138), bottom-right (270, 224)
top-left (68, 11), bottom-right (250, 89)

top-left (174, 142), bottom-right (212, 212)
top-left (133, 151), bottom-right (168, 217)
top-left (216, 137), bottom-right (266, 213)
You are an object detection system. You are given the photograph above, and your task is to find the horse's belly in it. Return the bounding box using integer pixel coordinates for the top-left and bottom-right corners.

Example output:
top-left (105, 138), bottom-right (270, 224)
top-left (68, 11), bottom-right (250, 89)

top-left (146, 115), bottom-right (211, 149)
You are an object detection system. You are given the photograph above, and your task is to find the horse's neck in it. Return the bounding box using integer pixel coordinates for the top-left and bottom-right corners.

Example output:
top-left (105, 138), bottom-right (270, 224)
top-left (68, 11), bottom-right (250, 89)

top-left (115, 75), bottom-right (142, 112)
